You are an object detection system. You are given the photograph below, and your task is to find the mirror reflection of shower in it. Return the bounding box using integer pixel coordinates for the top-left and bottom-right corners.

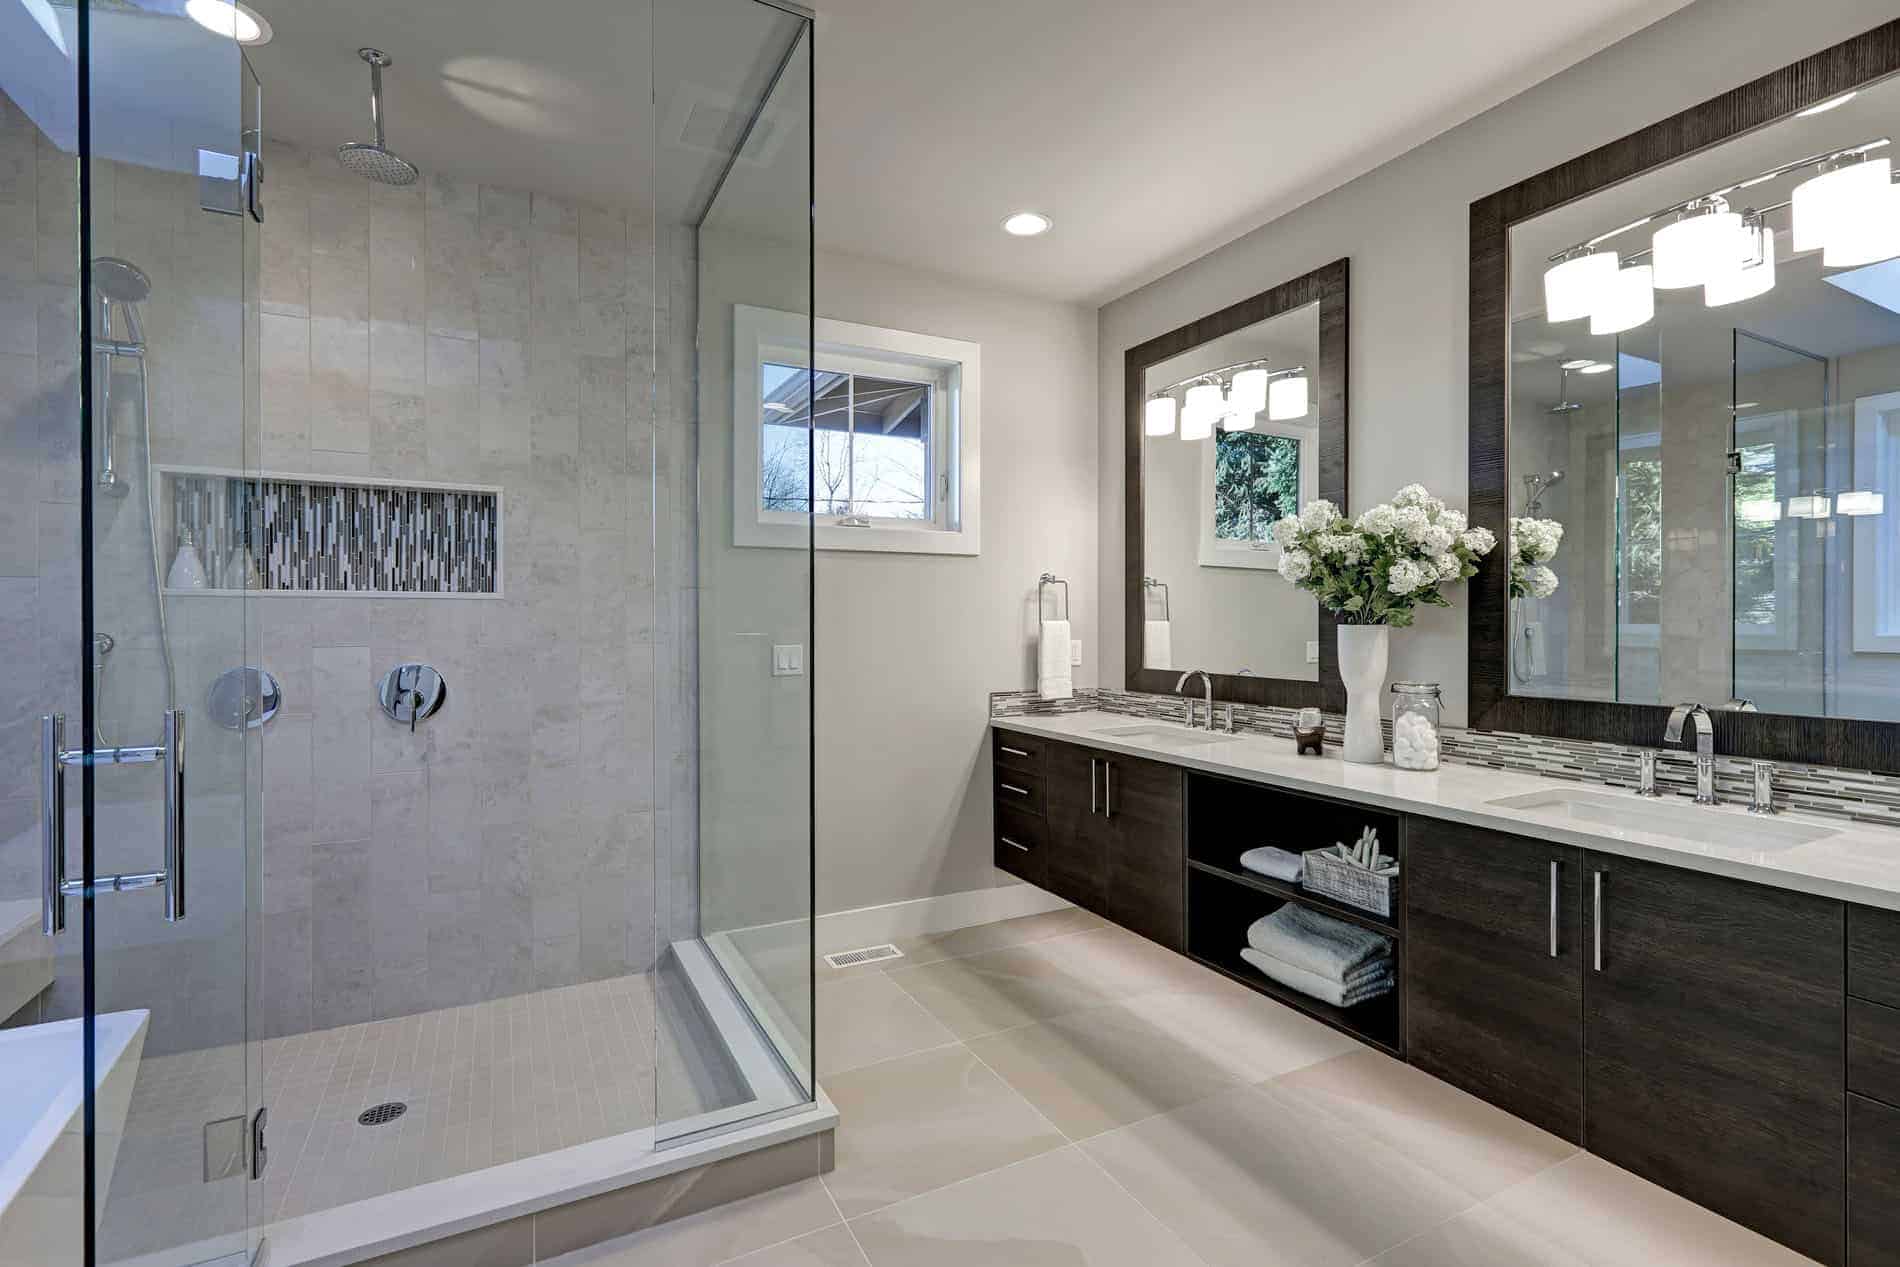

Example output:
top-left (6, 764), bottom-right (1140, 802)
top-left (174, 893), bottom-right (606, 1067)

top-left (1513, 470), bottom-right (1565, 683)
top-left (90, 256), bottom-right (176, 732)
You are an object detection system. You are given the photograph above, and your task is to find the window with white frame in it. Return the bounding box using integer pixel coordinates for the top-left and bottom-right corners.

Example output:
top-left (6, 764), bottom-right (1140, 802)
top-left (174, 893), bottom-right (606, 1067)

top-left (1854, 390), bottom-right (1900, 653)
top-left (736, 305), bottom-right (980, 555)
top-left (1197, 422), bottom-right (1316, 569)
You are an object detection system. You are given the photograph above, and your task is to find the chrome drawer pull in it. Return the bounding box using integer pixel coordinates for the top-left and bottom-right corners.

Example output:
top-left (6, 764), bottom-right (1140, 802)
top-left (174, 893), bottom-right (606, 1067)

top-left (1000, 836), bottom-right (1031, 852)
top-left (1090, 759), bottom-right (1099, 814)
top-left (1593, 869), bottom-right (1604, 972)
top-left (1549, 859), bottom-right (1560, 958)
top-left (1000, 745), bottom-right (1031, 758)
top-left (999, 783), bottom-right (1031, 796)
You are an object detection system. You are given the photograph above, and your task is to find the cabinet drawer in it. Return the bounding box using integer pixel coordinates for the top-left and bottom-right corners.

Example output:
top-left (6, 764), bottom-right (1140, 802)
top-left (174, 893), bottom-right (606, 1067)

top-left (1850, 904), bottom-right (1900, 1009)
top-left (995, 807), bottom-right (1047, 887)
top-left (993, 730), bottom-right (1045, 775)
top-left (1851, 1094), bottom-right (1900, 1267)
top-left (1850, 997), bottom-right (1900, 1108)
top-left (994, 769), bottom-right (1045, 816)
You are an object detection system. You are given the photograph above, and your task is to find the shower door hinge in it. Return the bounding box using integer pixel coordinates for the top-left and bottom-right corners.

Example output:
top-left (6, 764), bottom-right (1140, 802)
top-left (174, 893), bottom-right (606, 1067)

top-left (251, 1106), bottom-right (269, 1180)
top-left (1725, 450), bottom-right (1743, 475)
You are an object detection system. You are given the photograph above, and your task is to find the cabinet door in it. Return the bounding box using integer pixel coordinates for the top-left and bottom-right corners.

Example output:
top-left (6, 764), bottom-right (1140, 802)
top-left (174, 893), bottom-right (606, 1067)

top-left (1584, 851), bottom-right (1845, 1266)
top-left (1405, 819), bottom-right (1583, 1142)
top-left (1851, 1094), bottom-right (1900, 1267)
top-left (1042, 741), bottom-right (1105, 913)
top-left (1101, 754), bottom-right (1184, 951)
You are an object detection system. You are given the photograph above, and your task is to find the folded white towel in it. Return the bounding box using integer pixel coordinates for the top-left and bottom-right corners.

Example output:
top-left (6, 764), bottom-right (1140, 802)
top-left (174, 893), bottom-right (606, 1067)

top-left (1142, 620), bottom-right (1173, 671)
top-left (1246, 905), bottom-right (1391, 981)
top-left (1239, 846), bottom-right (1303, 883)
top-left (1240, 947), bottom-right (1395, 1008)
top-left (1038, 619), bottom-right (1073, 701)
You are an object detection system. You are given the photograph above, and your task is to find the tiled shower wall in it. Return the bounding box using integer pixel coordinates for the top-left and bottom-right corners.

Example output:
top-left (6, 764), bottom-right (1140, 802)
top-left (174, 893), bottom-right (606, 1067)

top-left (251, 139), bottom-right (671, 1036)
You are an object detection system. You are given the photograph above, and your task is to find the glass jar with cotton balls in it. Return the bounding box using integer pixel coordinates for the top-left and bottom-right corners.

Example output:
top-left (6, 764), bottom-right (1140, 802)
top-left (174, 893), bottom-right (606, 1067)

top-left (1390, 682), bottom-right (1443, 771)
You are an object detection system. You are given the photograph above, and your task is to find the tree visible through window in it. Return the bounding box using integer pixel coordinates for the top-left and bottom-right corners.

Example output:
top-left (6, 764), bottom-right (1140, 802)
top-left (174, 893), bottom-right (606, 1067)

top-left (1213, 430), bottom-right (1301, 543)
top-left (759, 362), bottom-right (932, 520)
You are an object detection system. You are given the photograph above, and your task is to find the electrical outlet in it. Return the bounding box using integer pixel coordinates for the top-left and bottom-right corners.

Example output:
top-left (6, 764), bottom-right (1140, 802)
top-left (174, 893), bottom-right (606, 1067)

top-left (1305, 640), bottom-right (1320, 664)
top-left (771, 644), bottom-right (804, 676)
top-left (1070, 640), bottom-right (1083, 667)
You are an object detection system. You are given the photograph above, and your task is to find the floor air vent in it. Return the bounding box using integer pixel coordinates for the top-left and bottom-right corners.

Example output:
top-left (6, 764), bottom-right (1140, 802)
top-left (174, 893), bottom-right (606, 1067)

top-left (824, 944), bottom-right (904, 970)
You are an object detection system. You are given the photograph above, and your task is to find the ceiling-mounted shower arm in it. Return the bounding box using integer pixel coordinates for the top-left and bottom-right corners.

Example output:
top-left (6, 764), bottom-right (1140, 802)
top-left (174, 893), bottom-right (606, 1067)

top-left (362, 48), bottom-right (390, 149)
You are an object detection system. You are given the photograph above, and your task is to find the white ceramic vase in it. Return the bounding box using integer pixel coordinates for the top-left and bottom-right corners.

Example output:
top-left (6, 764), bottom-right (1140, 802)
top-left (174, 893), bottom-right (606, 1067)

top-left (1336, 624), bottom-right (1390, 764)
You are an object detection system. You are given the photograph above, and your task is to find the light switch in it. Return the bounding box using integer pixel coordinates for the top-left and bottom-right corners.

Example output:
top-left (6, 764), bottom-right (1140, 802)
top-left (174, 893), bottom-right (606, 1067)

top-left (772, 644), bottom-right (804, 676)
top-left (1305, 640), bottom-right (1320, 664)
top-left (1070, 640), bottom-right (1083, 666)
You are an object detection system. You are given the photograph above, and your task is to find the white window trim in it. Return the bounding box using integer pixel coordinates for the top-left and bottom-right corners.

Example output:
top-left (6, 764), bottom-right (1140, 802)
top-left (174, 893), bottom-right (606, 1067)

top-left (733, 304), bottom-right (981, 556)
top-left (1195, 421), bottom-right (1317, 570)
top-left (1853, 390), bottom-right (1900, 654)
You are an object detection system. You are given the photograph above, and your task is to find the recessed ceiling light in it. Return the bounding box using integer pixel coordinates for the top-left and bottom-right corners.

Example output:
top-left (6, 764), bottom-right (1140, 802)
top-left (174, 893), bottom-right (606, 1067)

top-left (1798, 92), bottom-right (1857, 118)
top-left (185, 0), bottom-right (272, 44)
top-left (1577, 361), bottom-right (1614, 374)
top-left (1001, 211), bottom-right (1052, 237)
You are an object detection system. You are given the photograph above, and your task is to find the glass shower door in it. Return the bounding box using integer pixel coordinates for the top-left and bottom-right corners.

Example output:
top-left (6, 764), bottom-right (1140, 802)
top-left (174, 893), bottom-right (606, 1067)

top-left (0, 3), bottom-right (259, 1264)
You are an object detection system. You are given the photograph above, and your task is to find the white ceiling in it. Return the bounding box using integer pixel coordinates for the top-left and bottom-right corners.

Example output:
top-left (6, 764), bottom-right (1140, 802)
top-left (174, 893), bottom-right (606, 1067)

top-left (809, 0), bottom-right (1697, 304)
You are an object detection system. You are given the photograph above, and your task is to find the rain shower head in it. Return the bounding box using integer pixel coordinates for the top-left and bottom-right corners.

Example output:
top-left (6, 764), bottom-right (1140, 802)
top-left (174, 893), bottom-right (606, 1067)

top-left (92, 257), bottom-right (151, 304)
top-left (1547, 400), bottom-right (1583, 414)
top-left (337, 48), bottom-right (419, 186)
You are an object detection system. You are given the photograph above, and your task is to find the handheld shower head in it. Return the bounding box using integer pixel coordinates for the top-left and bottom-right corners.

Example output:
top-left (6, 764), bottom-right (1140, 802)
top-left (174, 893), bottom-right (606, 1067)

top-left (338, 48), bottom-right (419, 186)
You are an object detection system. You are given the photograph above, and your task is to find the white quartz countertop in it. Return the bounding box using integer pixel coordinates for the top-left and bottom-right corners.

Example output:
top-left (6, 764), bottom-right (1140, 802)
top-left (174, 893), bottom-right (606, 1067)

top-left (993, 710), bottom-right (1900, 912)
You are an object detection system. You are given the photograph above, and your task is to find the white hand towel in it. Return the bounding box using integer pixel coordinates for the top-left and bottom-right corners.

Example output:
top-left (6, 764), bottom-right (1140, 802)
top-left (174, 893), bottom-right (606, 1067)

top-left (1038, 619), bottom-right (1073, 700)
top-left (1239, 846), bottom-right (1304, 883)
top-left (1245, 905), bottom-right (1391, 980)
top-left (1142, 620), bottom-right (1173, 671)
top-left (1240, 947), bottom-right (1395, 1009)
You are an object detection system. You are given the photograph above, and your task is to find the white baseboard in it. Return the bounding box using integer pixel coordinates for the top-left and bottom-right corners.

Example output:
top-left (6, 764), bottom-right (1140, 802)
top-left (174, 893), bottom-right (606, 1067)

top-left (816, 883), bottom-right (1071, 956)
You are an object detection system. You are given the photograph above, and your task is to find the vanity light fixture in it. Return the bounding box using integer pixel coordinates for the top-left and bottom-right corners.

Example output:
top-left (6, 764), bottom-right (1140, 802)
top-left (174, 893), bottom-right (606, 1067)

top-left (1181, 384), bottom-right (1222, 441)
top-left (1793, 155), bottom-right (1889, 252)
top-left (1652, 199), bottom-right (1743, 289)
top-left (1835, 490), bottom-right (1886, 516)
top-left (1144, 395), bottom-right (1178, 437)
top-left (1267, 368), bottom-right (1309, 421)
top-left (1787, 494), bottom-right (1832, 520)
top-left (1229, 367), bottom-right (1269, 415)
top-left (1001, 211), bottom-right (1053, 237)
top-left (1822, 176), bottom-right (1900, 267)
top-left (185, 0), bottom-right (272, 43)
top-left (1737, 499), bottom-right (1782, 524)
top-left (1705, 217), bottom-right (1777, 306)
top-left (1590, 264), bottom-right (1654, 336)
top-left (1544, 250), bottom-right (1619, 322)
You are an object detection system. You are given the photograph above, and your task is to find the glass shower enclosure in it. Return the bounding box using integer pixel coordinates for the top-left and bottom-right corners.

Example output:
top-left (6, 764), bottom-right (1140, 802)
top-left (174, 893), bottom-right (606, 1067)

top-left (0, 1), bottom-right (816, 1263)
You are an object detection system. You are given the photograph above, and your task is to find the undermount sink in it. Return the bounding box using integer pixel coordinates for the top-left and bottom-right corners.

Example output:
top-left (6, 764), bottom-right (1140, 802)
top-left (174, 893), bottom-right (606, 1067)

top-left (1487, 788), bottom-right (1837, 852)
top-left (1093, 723), bottom-right (1234, 748)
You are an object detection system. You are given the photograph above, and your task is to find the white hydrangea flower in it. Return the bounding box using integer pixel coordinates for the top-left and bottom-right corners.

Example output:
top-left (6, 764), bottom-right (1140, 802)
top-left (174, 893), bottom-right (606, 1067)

top-left (1355, 504), bottom-right (1397, 536)
top-left (1392, 484), bottom-right (1431, 508)
top-left (1298, 499), bottom-right (1340, 531)
top-left (1438, 507), bottom-right (1468, 535)
top-left (1419, 524), bottom-right (1455, 555)
top-left (1317, 531), bottom-right (1366, 565)
top-left (1387, 558), bottom-right (1428, 594)
top-left (1526, 563), bottom-right (1559, 598)
top-left (1392, 505), bottom-right (1432, 543)
top-left (1278, 549), bottom-right (1313, 583)
top-left (1461, 526), bottom-right (1498, 556)
top-left (1433, 552), bottom-right (1462, 579)
top-left (1510, 516), bottom-right (1565, 562)
top-left (1271, 515), bottom-right (1302, 546)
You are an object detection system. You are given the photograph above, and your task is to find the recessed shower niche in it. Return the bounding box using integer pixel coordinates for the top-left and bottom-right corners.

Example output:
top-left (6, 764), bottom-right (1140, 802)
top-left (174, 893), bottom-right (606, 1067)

top-left (158, 466), bottom-right (503, 596)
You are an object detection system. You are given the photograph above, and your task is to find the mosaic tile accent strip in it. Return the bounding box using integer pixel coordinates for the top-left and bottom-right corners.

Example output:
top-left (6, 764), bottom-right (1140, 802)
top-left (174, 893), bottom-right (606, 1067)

top-left (167, 475), bottom-right (499, 594)
top-left (990, 687), bottom-right (1900, 830)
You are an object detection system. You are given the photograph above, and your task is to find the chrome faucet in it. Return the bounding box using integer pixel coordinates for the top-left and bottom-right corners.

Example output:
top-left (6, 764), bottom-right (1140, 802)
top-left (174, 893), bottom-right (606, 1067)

top-left (1664, 702), bottom-right (1717, 805)
top-left (1174, 668), bottom-right (1214, 731)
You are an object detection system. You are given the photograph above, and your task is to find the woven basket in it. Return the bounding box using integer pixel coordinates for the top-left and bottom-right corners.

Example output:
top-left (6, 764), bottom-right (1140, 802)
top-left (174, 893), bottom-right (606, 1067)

top-left (1301, 848), bottom-right (1394, 917)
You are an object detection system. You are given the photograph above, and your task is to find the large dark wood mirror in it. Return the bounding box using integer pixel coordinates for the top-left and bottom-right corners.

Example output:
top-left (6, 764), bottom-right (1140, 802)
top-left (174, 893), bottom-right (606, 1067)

top-left (1470, 21), bottom-right (1900, 768)
top-left (1125, 258), bottom-right (1348, 708)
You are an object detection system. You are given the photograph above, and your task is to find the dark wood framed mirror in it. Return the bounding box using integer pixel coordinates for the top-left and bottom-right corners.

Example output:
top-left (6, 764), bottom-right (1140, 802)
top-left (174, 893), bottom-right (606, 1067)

top-left (1125, 258), bottom-right (1349, 709)
top-left (1469, 21), bottom-right (1900, 770)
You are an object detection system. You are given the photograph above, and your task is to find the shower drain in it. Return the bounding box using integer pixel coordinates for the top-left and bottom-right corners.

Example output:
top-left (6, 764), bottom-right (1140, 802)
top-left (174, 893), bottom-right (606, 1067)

top-left (357, 1101), bottom-right (407, 1127)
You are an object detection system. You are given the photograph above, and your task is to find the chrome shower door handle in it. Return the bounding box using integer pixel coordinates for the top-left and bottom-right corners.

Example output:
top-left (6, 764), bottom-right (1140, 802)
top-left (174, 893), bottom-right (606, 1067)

top-left (163, 709), bottom-right (185, 923)
top-left (42, 714), bottom-right (66, 935)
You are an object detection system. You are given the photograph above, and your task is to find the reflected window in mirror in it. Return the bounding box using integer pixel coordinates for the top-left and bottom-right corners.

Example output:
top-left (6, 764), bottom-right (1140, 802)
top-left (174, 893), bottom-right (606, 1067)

top-left (1503, 68), bottom-right (1900, 724)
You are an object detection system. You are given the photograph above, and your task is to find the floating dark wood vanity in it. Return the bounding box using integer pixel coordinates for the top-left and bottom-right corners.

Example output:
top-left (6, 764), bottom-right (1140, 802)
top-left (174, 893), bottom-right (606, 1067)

top-left (993, 724), bottom-right (1900, 1267)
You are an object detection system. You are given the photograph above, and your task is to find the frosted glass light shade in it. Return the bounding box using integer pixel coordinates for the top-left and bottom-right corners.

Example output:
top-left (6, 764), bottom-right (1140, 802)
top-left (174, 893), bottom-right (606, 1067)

top-left (1268, 374), bottom-right (1309, 421)
top-left (1737, 499), bottom-right (1781, 524)
top-left (1590, 264), bottom-right (1655, 335)
top-left (1223, 404), bottom-right (1258, 431)
top-left (1543, 251), bottom-right (1618, 322)
top-left (1144, 395), bottom-right (1177, 437)
top-left (1229, 367), bottom-right (1268, 414)
top-left (1821, 182), bottom-right (1900, 268)
top-left (1787, 495), bottom-right (1832, 520)
top-left (1652, 209), bottom-right (1743, 288)
top-left (1794, 158), bottom-right (1891, 252)
top-left (1181, 384), bottom-right (1221, 441)
top-left (1705, 226), bottom-right (1777, 306)
top-left (1836, 490), bottom-right (1885, 516)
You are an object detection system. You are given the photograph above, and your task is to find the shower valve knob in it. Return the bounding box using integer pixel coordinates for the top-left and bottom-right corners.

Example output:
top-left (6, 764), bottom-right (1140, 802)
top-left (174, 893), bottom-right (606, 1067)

top-left (378, 664), bottom-right (446, 730)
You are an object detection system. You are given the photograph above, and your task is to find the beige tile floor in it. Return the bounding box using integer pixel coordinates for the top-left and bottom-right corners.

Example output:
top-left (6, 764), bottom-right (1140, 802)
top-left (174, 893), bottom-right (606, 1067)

top-left (545, 906), bottom-right (1826, 1267)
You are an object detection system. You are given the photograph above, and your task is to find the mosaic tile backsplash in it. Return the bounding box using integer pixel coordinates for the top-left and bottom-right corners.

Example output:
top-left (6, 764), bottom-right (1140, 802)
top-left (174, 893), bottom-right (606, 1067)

top-left (990, 686), bottom-right (1900, 830)
top-left (167, 474), bottom-right (499, 594)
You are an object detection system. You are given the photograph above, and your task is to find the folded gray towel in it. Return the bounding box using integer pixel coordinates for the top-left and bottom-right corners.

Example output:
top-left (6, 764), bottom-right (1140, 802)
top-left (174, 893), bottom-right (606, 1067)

top-left (1239, 846), bottom-right (1303, 883)
top-left (1246, 904), bottom-right (1392, 981)
top-left (1240, 947), bottom-right (1395, 1008)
